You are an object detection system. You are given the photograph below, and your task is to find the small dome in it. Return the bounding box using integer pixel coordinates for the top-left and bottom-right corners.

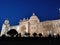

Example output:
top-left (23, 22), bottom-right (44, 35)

top-left (4, 19), bottom-right (9, 24)
top-left (29, 13), bottom-right (40, 22)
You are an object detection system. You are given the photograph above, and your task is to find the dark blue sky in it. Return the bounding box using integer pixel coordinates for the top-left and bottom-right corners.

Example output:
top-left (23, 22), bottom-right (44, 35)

top-left (0, 0), bottom-right (60, 29)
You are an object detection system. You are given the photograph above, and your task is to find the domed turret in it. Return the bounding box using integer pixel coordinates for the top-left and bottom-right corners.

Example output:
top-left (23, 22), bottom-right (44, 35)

top-left (29, 13), bottom-right (40, 23)
top-left (1, 19), bottom-right (10, 36)
top-left (4, 19), bottom-right (9, 25)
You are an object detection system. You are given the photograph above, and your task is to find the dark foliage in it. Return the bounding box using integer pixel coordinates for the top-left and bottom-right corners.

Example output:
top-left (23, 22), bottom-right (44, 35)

top-left (7, 29), bottom-right (18, 37)
top-left (24, 32), bottom-right (30, 37)
top-left (1, 34), bottom-right (7, 38)
top-left (56, 34), bottom-right (60, 38)
top-left (33, 33), bottom-right (37, 37)
top-left (38, 33), bottom-right (42, 37)
top-left (18, 33), bottom-right (21, 37)
top-left (48, 34), bottom-right (51, 38)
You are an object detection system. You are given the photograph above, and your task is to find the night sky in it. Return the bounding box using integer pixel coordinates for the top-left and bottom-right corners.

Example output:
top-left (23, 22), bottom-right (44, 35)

top-left (0, 0), bottom-right (60, 30)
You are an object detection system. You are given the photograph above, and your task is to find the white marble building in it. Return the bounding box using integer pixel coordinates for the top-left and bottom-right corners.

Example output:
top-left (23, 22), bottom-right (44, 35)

top-left (1, 12), bottom-right (60, 37)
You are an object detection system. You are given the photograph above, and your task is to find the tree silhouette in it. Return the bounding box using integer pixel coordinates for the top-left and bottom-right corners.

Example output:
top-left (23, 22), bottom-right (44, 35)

top-left (33, 33), bottom-right (37, 37)
top-left (7, 29), bottom-right (18, 37)
top-left (1, 34), bottom-right (7, 38)
top-left (18, 33), bottom-right (21, 37)
top-left (56, 34), bottom-right (60, 38)
top-left (38, 33), bottom-right (42, 37)
top-left (48, 34), bottom-right (51, 38)
top-left (24, 32), bottom-right (30, 37)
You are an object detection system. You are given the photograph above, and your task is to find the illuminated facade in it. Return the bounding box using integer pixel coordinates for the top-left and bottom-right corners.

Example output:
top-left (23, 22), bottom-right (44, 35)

top-left (1, 12), bottom-right (60, 37)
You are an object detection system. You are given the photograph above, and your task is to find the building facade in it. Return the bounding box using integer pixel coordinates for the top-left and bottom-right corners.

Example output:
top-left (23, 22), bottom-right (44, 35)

top-left (1, 13), bottom-right (60, 37)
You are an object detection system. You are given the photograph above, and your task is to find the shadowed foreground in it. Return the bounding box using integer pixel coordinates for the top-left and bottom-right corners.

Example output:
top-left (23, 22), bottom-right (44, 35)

top-left (0, 29), bottom-right (60, 45)
top-left (0, 37), bottom-right (60, 45)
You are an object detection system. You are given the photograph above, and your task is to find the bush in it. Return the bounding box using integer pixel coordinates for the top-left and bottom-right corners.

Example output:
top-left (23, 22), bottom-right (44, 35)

top-left (56, 34), bottom-right (60, 38)
top-left (1, 34), bottom-right (7, 38)
top-left (18, 33), bottom-right (21, 37)
top-left (38, 33), bottom-right (42, 37)
top-left (33, 33), bottom-right (37, 37)
top-left (7, 29), bottom-right (18, 37)
top-left (48, 34), bottom-right (51, 38)
top-left (24, 32), bottom-right (30, 37)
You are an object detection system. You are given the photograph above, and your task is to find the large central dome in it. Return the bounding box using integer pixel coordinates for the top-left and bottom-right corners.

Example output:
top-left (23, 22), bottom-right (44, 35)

top-left (29, 13), bottom-right (40, 22)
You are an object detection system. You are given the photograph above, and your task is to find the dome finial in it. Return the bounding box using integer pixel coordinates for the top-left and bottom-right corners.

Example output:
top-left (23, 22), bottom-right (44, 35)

top-left (59, 8), bottom-right (60, 10)
top-left (33, 12), bottom-right (35, 16)
top-left (59, 8), bottom-right (60, 13)
top-left (4, 19), bottom-right (9, 24)
top-left (58, 8), bottom-right (60, 19)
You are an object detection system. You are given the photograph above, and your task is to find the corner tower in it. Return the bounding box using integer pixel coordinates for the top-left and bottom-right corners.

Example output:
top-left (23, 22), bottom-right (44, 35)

top-left (1, 19), bottom-right (10, 36)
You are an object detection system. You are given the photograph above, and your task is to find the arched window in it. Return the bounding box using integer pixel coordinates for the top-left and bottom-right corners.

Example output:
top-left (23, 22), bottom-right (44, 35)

top-left (31, 26), bottom-right (36, 30)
